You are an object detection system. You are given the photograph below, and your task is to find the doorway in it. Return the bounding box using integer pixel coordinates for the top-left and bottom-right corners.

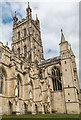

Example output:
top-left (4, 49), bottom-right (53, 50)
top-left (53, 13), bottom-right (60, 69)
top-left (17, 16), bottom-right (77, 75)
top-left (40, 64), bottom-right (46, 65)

top-left (44, 105), bottom-right (46, 114)
top-left (9, 101), bottom-right (12, 114)
top-left (24, 103), bottom-right (28, 114)
top-left (35, 104), bottom-right (38, 114)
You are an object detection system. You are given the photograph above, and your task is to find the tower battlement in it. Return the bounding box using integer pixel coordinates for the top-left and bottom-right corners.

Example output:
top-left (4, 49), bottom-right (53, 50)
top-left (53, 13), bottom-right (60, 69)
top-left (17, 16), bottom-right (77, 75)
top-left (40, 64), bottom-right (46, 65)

top-left (13, 3), bottom-right (40, 30)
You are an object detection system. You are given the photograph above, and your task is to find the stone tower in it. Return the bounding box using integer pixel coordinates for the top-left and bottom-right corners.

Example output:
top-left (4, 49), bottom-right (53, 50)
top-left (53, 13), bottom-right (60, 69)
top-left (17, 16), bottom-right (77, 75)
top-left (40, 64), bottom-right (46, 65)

top-left (59, 29), bottom-right (80, 114)
top-left (12, 3), bottom-right (44, 63)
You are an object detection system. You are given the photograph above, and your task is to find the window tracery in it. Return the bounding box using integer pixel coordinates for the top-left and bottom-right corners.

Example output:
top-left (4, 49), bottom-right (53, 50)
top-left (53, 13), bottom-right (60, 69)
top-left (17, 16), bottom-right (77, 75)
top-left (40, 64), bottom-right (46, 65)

top-left (52, 67), bottom-right (62, 91)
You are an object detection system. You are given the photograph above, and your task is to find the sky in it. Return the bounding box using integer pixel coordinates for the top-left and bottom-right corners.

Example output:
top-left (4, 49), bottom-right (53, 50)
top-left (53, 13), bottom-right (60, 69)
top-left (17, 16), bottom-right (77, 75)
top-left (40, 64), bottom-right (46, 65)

top-left (0, 1), bottom-right (80, 87)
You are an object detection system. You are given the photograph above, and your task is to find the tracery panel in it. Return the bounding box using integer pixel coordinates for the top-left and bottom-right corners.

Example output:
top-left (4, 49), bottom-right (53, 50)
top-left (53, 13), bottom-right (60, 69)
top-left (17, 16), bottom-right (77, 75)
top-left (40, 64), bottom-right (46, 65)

top-left (52, 67), bottom-right (62, 91)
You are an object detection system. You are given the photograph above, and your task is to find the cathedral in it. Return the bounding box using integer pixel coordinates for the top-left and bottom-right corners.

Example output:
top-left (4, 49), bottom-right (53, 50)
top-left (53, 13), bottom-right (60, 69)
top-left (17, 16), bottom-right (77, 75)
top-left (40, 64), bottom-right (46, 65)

top-left (0, 3), bottom-right (81, 115)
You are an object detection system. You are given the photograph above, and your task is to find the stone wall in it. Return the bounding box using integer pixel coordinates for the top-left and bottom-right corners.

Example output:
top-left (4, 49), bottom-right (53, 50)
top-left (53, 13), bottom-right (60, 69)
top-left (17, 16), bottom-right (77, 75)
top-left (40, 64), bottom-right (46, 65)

top-left (51, 91), bottom-right (66, 113)
top-left (66, 102), bottom-right (79, 114)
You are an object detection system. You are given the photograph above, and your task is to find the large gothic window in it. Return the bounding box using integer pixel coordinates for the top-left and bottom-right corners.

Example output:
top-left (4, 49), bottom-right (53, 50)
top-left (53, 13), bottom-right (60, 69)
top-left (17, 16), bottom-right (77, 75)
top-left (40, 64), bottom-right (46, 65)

top-left (52, 66), bottom-right (62, 91)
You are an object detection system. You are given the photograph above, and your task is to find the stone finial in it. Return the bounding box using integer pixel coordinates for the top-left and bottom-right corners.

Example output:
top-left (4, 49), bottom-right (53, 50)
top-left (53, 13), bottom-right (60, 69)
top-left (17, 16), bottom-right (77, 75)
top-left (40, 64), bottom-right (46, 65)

top-left (36, 14), bottom-right (39, 22)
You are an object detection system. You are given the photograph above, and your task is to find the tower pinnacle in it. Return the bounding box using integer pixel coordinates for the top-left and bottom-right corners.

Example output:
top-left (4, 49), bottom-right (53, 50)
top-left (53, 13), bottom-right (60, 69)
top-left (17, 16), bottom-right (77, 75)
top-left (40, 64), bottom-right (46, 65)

top-left (36, 14), bottom-right (38, 21)
top-left (35, 14), bottom-right (40, 28)
top-left (69, 44), bottom-right (74, 56)
top-left (28, 2), bottom-right (30, 8)
top-left (26, 2), bottom-right (32, 20)
top-left (13, 11), bottom-right (18, 26)
top-left (61, 29), bottom-right (66, 43)
top-left (14, 11), bottom-right (16, 17)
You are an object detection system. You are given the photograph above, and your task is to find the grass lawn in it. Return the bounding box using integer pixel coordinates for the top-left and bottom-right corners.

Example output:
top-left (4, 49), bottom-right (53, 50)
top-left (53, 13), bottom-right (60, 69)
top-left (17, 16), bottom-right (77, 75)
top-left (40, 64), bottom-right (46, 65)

top-left (2, 114), bottom-right (81, 119)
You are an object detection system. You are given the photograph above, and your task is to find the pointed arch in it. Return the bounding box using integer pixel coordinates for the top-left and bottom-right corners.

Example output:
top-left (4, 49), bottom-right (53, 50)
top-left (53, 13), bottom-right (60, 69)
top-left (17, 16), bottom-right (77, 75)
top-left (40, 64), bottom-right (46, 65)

top-left (0, 66), bottom-right (7, 94)
top-left (17, 74), bottom-right (22, 97)
top-left (2, 66), bottom-right (7, 78)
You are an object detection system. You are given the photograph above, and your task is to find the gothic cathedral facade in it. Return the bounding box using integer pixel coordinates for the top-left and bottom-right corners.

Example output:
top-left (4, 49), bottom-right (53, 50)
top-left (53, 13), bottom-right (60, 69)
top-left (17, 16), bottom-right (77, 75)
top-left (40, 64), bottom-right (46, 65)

top-left (0, 3), bottom-right (81, 115)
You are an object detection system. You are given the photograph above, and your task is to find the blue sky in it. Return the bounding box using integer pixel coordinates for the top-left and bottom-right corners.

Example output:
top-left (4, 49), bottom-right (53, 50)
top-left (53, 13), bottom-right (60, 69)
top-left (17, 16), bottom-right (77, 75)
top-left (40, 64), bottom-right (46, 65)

top-left (0, 1), bottom-right (80, 87)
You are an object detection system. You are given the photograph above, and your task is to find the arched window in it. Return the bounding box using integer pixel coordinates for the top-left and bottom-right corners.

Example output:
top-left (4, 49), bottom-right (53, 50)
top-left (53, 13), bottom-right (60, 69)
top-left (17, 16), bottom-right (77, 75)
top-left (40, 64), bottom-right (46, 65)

top-left (0, 67), bottom-right (7, 94)
top-left (18, 31), bottom-right (20, 39)
top-left (17, 75), bottom-right (22, 97)
top-left (0, 47), bottom-right (2, 59)
top-left (38, 69), bottom-right (42, 79)
top-left (52, 67), bottom-right (62, 91)
top-left (0, 74), bottom-right (3, 94)
top-left (24, 45), bottom-right (27, 56)
top-left (24, 29), bottom-right (26, 37)
top-left (17, 48), bottom-right (20, 58)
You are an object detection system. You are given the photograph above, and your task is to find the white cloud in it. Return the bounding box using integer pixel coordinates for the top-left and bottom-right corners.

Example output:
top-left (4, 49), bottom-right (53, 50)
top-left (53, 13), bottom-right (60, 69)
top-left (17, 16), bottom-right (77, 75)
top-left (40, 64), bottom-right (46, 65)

top-left (2, 22), bottom-right (12, 48)
top-left (0, 0), bottom-right (80, 2)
